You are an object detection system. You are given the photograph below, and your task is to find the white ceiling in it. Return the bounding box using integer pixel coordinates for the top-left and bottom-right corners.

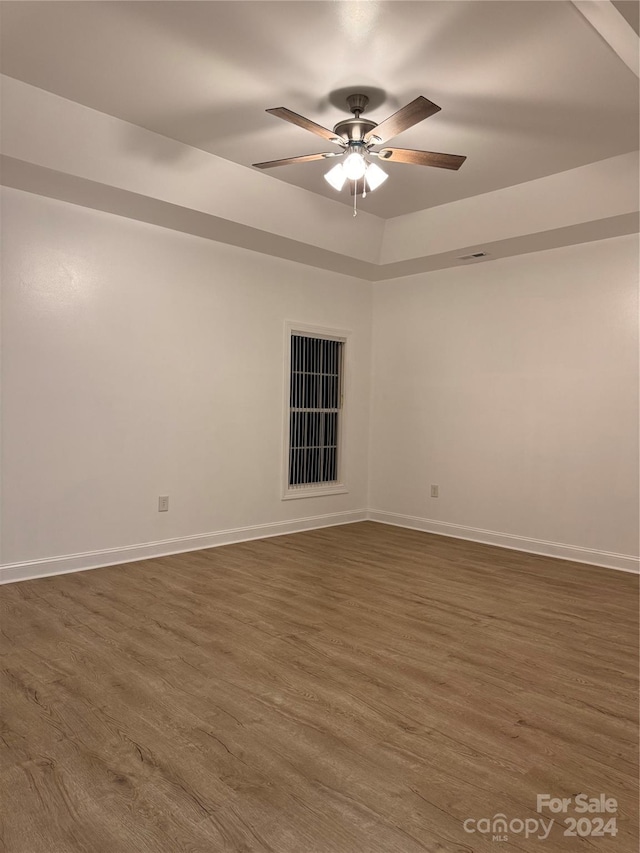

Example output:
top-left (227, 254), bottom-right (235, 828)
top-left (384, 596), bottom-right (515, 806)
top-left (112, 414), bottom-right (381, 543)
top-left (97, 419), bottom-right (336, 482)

top-left (1, 0), bottom-right (638, 220)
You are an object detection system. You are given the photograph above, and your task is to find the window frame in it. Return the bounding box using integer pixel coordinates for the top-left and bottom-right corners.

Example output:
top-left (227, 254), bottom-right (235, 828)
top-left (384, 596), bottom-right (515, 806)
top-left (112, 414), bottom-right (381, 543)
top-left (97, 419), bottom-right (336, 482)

top-left (281, 321), bottom-right (350, 501)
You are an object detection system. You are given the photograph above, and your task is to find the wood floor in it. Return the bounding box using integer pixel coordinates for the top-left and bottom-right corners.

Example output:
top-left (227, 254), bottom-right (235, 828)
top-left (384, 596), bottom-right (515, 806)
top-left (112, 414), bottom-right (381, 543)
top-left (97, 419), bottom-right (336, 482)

top-left (1, 522), bottom-right (637, 852)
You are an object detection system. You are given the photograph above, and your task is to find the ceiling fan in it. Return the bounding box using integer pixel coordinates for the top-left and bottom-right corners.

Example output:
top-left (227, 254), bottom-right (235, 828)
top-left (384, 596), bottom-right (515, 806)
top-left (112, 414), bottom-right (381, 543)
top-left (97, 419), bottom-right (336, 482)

top-left (253, 93), bottom-right (466, 201)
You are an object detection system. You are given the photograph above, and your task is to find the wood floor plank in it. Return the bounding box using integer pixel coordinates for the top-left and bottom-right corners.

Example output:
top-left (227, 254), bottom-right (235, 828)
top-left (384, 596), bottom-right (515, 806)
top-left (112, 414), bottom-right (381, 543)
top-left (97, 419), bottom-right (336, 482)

top-left (1, 522), bottom-right (637, 851)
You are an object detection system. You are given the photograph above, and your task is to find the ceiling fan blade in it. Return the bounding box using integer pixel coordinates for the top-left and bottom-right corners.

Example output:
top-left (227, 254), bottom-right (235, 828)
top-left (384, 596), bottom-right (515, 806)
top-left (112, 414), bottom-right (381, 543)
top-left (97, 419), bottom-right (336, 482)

top-left (378, 148), bottom-right (466, 170)
top-left (253, 152), bottom-right (336, 169)
top-left (266, 107), bottom-right (340, 143)
top-left (364, 96), bottom-right (441, 143)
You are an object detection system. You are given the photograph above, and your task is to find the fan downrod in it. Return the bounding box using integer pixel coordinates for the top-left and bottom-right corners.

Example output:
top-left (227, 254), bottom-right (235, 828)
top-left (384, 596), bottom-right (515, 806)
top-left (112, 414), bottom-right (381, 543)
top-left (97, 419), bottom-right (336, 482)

top-left (333, 93), bottom-right (378, 143)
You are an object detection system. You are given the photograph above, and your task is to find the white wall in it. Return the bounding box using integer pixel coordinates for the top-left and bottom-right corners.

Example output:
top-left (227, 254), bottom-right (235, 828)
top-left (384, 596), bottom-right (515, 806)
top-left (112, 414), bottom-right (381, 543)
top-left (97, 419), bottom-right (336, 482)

top-left (1, 188), bottom-right (372, 567)
top-left (369, 235), bottom-right (639, 564)
top-left (2, 189), bottom-right (638, 576)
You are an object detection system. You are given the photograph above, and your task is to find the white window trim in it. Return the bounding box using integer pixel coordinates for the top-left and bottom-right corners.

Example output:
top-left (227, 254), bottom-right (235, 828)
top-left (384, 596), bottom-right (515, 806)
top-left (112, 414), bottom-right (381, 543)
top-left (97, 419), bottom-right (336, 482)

top-left (281, 321), bottom-right (350, 501)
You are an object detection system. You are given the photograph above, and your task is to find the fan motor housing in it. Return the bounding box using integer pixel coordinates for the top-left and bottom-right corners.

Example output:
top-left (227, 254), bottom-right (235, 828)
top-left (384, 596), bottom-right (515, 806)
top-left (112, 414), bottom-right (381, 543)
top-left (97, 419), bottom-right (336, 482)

top-left (332, 117), bottom-right (379, 143)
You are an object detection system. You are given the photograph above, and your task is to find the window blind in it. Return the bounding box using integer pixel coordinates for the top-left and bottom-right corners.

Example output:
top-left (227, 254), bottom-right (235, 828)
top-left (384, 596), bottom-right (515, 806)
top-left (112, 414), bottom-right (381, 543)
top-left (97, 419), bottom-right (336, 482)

top-left (288, 335), bottom-right (343, 488)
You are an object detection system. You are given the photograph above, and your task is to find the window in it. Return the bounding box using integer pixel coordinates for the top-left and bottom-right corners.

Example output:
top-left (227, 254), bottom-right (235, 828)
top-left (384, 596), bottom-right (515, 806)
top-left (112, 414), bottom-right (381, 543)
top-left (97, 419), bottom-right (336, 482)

top-left (283, 325), bottom-right (347, 499)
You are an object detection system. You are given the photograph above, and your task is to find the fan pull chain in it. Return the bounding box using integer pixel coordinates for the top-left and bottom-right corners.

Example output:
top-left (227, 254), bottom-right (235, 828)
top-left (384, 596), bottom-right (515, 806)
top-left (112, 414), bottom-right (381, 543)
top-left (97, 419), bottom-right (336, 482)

top-left (353, 183), bottom-right (357, 217)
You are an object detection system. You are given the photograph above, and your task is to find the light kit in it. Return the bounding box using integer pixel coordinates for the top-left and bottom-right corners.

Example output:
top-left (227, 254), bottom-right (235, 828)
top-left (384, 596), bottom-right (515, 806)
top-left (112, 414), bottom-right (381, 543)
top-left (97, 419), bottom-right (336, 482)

top-left (323, 155), bottom-right (388, 194)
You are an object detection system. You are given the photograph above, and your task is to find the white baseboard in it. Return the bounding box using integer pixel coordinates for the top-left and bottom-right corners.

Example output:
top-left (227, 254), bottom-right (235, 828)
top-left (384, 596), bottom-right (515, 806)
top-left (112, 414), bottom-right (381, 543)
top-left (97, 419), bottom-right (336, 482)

top-left (368, 510), bottom-right (639, 574)
top-left (0, 510), bottom-right (367, 585)
top-left (2, 508), bottom-right (637, 584)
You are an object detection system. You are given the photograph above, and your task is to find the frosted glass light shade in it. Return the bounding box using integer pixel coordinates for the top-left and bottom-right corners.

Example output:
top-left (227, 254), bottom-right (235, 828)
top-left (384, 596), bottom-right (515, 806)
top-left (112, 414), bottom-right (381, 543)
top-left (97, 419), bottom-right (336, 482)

top-left (343, 151), bottom-right (367, 180)
top-left (365, 162), bottom-right (389, 191)
top-left (324, 162), bottom-right (347, 191)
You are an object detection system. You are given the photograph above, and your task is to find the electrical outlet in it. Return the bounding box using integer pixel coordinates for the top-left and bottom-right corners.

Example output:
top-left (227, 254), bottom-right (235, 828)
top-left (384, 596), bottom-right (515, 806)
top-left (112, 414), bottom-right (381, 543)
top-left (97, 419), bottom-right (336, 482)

top-left (158, 495), bottom-right (169, 512)
top-left (430, 484), bottom-right (439, 498)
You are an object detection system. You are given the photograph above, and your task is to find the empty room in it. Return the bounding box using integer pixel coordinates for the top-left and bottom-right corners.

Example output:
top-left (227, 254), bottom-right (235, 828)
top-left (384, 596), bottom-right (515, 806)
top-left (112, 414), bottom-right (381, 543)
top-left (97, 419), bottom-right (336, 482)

top-left (1, 1), bottom-right (638, 851)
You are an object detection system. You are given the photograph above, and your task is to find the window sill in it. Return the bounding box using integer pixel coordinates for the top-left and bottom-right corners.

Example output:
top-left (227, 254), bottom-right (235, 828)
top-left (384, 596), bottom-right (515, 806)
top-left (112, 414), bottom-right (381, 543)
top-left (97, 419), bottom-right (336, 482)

top-left (282, 484), bottom-right (348, 501)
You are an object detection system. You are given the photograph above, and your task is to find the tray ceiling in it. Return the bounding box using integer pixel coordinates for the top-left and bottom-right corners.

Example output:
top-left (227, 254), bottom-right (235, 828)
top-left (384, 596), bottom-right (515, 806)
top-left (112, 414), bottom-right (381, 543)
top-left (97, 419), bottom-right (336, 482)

top-left (1, 0), bottom-right (638, 219)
